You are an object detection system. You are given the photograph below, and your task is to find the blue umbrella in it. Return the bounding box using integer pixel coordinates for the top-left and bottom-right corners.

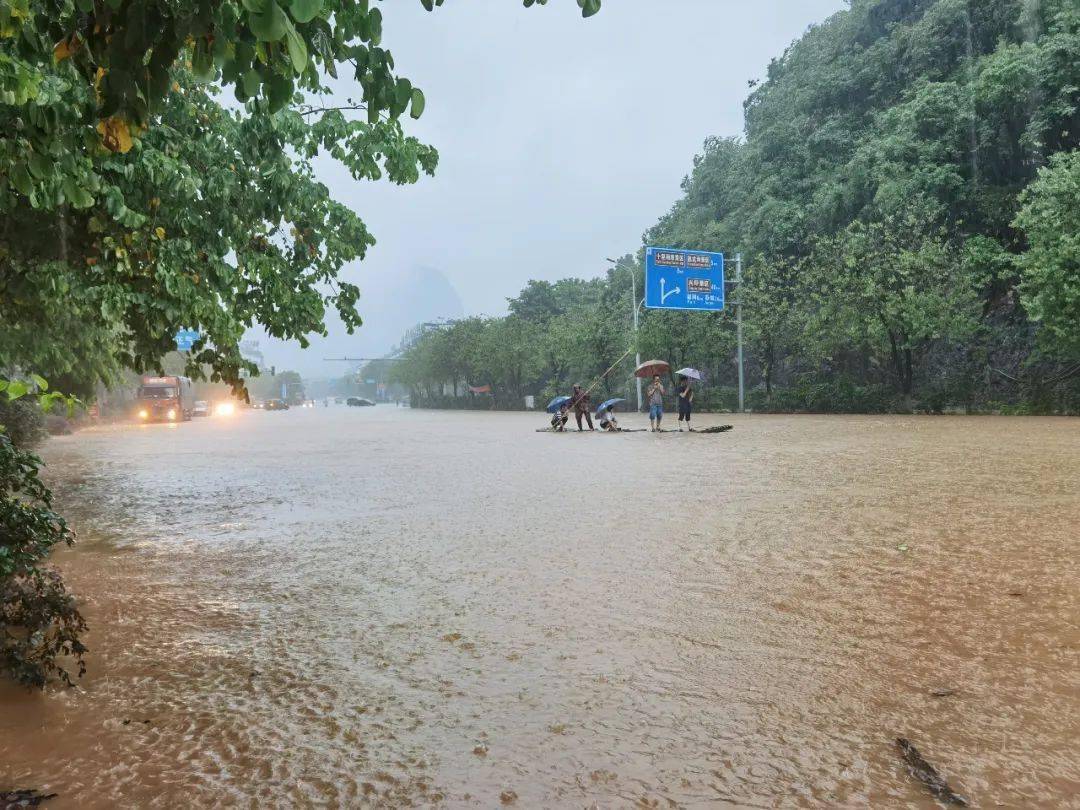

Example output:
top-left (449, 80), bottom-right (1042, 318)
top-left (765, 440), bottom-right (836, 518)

top-left (595, 397), bottom-right (626, 416)
top-left (546, 395), bottom-right (572, 414)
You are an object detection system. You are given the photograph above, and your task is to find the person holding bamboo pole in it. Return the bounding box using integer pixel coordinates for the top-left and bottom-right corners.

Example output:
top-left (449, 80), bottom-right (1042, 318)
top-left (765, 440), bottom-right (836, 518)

top-left (569, 384), bottom-right (594, 431)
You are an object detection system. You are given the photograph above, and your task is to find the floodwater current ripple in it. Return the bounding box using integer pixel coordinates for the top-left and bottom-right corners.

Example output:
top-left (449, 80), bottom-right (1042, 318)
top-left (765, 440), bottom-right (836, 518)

top-left (1, 408), bottom-right (1078, 808)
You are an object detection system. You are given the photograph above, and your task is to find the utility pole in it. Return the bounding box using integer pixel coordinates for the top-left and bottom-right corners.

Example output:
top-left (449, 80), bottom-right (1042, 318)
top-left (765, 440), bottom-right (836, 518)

top-left (607, 257), bottom-right (643, 412)
top-left (736, 252), bottom-right (744, 413)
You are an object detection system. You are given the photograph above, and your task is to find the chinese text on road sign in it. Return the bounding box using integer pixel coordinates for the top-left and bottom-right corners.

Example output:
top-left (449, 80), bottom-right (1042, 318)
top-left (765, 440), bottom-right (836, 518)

top-left (174, 329), bottom-right (200, 351)
top-left (644, 248), bottom-right (724, 311)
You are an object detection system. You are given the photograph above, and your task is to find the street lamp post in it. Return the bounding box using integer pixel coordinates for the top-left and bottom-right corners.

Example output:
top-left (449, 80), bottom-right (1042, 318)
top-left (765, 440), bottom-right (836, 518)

top-left (736, 252), bottom-right (744, 413)
top-left (607, 257), bottom-right (643, 412)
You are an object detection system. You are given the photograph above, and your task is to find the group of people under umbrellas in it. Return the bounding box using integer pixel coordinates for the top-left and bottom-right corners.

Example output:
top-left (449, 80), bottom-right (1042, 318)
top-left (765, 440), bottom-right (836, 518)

top-left (546, 361), bottom-right (701, 433)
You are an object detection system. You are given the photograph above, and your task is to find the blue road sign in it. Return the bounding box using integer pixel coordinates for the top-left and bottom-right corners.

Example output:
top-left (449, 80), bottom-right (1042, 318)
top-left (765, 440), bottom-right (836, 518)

top-left (644, 247), bottom-right (724, 311)
top-left (174, 329), bottom-right (200, 351)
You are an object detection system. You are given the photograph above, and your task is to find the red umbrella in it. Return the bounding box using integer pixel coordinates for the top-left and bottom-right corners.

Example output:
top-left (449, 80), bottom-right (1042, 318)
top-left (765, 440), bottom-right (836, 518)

top-left (634, 359), bottom-right (671, 379)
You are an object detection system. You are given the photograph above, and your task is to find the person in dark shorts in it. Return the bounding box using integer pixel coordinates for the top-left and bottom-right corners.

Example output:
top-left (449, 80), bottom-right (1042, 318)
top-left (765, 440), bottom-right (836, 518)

top-left (569, 384), bottom-right (594, 431)
top-left (676, 374), bottom-right (694, 431)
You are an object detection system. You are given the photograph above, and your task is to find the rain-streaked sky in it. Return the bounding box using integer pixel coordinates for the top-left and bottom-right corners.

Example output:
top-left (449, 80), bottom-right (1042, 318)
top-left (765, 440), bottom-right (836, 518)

top-left (256, 0), bottom-right (845, 377)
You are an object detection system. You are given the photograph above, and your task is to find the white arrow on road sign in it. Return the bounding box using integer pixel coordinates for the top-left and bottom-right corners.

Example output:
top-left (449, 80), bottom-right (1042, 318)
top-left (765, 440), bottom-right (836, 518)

top-left (660, 277), bottom-right (680, 304)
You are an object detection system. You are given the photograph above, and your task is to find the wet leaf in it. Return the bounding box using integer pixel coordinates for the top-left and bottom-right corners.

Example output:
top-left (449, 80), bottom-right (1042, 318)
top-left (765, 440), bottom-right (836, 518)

top-left (409, 87), bottom-right (425, 119)
top-left (53, 34), bottom-right (79, 61)
top-left (62, 175), bottom-right (94, 208)
top-left (283, 17), bottom-right (307, 73)
top-left (27, 151), bottom-right (51, 178)
top-left (97, 116), bottom-right (133, 153)
top-left (266, 73), bottom-right (293, 112)
top-left (10, 162), bottom-right (33, 195)
top-left (249, 1), bottom-right (287, 42)
top-left (6, 380), bottom-right (29, 400)
top-left (242, 68), bottom-right (261, 98)
top-left (288, 0), bottom-right (322, 24)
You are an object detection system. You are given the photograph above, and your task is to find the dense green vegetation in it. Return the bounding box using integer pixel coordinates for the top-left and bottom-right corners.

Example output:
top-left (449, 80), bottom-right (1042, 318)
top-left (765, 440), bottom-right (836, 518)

top-left (393, 0), bottom-right (1079, 414)
top-left (0, 0), bottom-right (598, 686)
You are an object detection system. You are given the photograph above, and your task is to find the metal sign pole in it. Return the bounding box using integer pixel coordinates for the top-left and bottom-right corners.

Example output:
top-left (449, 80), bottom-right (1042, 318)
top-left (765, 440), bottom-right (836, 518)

top-left (632, 275), bottom-right (642, 413)
top-left (736, 253), bottom-right (744, 413)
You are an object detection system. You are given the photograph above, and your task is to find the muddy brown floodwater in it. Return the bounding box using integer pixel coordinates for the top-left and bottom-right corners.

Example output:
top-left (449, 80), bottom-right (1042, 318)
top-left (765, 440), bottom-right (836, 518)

top-left (1, 409), bottom-right (1078, 808)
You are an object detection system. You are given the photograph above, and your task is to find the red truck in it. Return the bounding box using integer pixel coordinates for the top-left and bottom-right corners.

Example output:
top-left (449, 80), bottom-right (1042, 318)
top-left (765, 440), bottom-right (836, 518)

top-left (135, 375), bottom-right (194, 422)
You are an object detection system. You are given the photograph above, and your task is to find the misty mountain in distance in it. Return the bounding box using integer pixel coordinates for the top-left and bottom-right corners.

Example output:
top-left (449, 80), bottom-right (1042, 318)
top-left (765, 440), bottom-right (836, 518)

top-left (251, 265), bottom-right (464, 379)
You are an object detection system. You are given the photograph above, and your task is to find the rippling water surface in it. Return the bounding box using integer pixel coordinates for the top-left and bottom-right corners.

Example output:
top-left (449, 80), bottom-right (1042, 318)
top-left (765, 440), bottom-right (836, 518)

top-left (1, 408), bottom-right (1078, 808)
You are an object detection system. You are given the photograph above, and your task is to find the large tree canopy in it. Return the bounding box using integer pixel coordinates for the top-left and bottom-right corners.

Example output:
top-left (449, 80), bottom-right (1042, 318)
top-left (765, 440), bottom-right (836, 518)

top-left (1, 0), bottom-right (600, 392)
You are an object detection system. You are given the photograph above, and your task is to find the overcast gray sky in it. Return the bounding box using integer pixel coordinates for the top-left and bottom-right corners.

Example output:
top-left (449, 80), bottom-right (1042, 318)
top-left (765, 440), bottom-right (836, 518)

top-left (256, 0), bottom-right (845, 378)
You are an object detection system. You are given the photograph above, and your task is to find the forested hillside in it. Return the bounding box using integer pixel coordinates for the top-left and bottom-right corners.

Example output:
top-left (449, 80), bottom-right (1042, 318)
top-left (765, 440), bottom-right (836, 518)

top-left (394, 0), bottom-right (1079, 413)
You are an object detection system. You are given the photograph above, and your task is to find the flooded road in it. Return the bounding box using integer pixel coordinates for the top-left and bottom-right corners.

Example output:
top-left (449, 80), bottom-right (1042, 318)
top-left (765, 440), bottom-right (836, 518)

top-left (2, 408), bottom-right (1078, 808)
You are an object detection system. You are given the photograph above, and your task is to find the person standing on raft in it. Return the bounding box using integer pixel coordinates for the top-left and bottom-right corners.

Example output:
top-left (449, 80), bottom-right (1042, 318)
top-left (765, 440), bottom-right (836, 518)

top-left (647, 375), bottom-right (665, 432)
top-left (676, 375), bottom-right (694, 431)
top-left (569, 384), bottom-right (594, 431)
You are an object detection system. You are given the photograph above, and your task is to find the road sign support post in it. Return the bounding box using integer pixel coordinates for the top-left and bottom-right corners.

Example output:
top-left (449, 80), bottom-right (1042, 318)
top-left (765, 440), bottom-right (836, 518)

top-left (630, 267), bottom-right (642, 413)
top-left (736, 253), bottom-right (744, 413)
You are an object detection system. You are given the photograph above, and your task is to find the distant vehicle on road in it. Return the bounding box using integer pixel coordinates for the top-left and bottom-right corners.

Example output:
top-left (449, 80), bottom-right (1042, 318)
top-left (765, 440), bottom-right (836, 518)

top-left (264, 399), bottom-right (289, 411)
top-left (193, 400), bottom-right (210, 417)
top-left (347, 397), bottom-right (375, 407)
top-left (135, 375), bottom-right (194, 422)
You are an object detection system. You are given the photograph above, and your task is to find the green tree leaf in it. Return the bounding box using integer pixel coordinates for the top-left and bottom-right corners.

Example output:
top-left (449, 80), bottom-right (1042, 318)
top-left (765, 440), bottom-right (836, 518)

top-left (410, 87), bottom-right (425, 119)
top-left (192, 37), bottom-right (214, 80)
top-left (242, 68), bottom-right (262, 98)
top-left (61, 175), bottom-right (94, 209)
top-left (266, 73), bottom-right (293, 111)
top-left (249, 1), bottom-right (288, 42)
top-left (289, 0), bottom-right (323, 24)
top-left (27, 152), bottom-right (51, 179)
top-left (283, 17), bottom-right (308, 74)
top-left (11, 163), bottom-right (33, 196)
top-left (6, 380), bottom-right (29, 400)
